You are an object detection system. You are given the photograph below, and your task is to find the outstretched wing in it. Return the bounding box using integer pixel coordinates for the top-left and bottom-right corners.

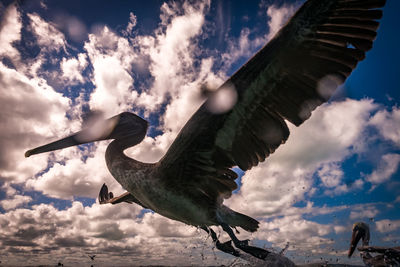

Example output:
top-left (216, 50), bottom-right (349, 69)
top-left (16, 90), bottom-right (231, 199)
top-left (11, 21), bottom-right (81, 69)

top-left (159, 0), bottom-right (386, 204)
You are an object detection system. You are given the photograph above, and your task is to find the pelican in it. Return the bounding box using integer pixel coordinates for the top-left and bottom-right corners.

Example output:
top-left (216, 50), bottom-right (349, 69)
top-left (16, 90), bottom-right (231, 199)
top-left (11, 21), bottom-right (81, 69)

top-left (25, 0), bottom-right (386, 260)
top-left (348, 222), bottom-right (400, 266)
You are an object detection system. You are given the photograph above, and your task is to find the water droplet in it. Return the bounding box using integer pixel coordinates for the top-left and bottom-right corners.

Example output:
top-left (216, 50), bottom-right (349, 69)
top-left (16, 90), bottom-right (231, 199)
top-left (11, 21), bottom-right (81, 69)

top-left (205, 83), bottom-right (237, 114)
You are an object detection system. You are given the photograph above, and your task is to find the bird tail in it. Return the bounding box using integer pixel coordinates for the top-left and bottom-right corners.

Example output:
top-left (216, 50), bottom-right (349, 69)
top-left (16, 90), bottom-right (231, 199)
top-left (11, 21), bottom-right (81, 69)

top-left (218, 205), bottom-right (259, 232)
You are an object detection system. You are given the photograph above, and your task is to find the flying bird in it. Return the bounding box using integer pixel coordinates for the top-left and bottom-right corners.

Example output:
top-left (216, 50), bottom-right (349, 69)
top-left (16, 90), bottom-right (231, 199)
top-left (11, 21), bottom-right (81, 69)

top-left (88, 254), bottom-right (96, 261)
top-left (348, 222), bottom-right (400, 266)
top-left (25, 0), bottom-right (386, 260)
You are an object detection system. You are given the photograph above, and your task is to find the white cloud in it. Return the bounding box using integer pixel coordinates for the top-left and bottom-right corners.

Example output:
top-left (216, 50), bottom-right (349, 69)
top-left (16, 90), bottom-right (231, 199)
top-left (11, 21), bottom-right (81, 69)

top-left (370, 107), bottom-right (400, 146)
top-left (0, 3), bottom-right (21, 62)
top-left (89, 55), bottom-right (137, 116)
top-left (375, 219), bottom-right (400, 233)
top-left (135, 0), bottom-right (210, 110)
top-left (26, 143), bottom-right (114, 200)
top-left (227, 99), bottom-right (377, 217)
top-left (85, 26), bottom-right (135, 69)
top-left (60, 53), bottom-right (87, 84)
top-left (125, 0), bottom-right (221, 162)
top-left (28, 13), bottom-right (67, 52)
top-left (366, 153), bottom-right (400, 184)
top-left (0, 183), bottom-right (32, 210)
top-left (318, 163), bottom-right (343, 188)
top-left (0, 62), bottom-right (71, 183)
top-left (160, 57), bottom-right (223, 134)
top-left (126, 12), bottom-right (137, 34)
top-left (0, 194), bottom-right (32, 210)
top-left (84, 27), bottom-right (138, 117)
top-left (334, 225), bottom-right (346, 234)
top-left (255, 215), bottom-right (333, 253)
top-left (349, 206), bottom-right (379, 220)
top-left (265, 3), bottom-right (298, 41)
top-left (221, 27), bottom-right (266, 70)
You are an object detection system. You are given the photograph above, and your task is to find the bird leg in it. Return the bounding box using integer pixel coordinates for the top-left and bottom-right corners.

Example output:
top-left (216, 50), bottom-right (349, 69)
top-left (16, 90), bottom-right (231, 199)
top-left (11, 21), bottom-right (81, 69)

top-left (201, 226), bottom-right (239, 257)
top-left (98, 183), bottom-right (137, 205)
top-left (220, 223), bottom-right (270, 260)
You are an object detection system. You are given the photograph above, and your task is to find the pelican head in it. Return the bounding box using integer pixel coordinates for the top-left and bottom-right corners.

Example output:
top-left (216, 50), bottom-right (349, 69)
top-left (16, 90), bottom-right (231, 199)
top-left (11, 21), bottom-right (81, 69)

top-left (348, 222), bottom-right (370, 258)
top-left (25, 112), bottom-right (148, 157)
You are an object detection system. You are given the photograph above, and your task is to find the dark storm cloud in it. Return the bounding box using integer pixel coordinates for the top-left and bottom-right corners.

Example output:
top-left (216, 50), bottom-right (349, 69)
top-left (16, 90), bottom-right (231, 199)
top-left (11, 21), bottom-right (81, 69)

top-left (2, 238), bottom-right (38, 247)
top-left (54, 235), bottom-right (87, 247)
top-left (101, 244), bottom-right (140, 254)
top-left (6, 246), bottom-right (31, 254)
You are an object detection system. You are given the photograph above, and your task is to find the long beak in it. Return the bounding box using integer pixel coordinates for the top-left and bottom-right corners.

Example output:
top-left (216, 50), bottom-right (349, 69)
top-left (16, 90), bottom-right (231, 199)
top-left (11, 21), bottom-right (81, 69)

top-left (348, 228), bottom-right (362, 258)
top-left (25, 115), bottom-right (119, 157)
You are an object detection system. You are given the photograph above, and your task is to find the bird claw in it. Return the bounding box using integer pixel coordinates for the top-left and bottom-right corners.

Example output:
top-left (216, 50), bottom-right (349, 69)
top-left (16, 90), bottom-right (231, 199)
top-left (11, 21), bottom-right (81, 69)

top-left (99, 183), bottom-right (113, 204)
top-left (216, 240), bottom-right (240, 257)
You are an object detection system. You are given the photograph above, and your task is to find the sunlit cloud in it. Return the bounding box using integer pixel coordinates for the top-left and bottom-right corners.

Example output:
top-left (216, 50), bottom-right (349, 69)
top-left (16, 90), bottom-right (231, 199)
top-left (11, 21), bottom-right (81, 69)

top-left (370, 107), bottom-right (400, 146)
top-left (366, 153), bottom-right (400, 184)
top-left (28, 13), bottom-right (67, 52)
top-left (227, 99), bottom-right (378, 217)
top-left (0, 3), bottom-right (22, 63)
top-left (60, 53), bottom-right (88, 84)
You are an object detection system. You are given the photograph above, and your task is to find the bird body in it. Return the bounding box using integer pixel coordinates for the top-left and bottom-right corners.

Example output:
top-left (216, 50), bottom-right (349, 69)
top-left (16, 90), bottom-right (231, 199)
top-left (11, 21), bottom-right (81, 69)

top-left (105, 140), bottom-right (212, 226)
top-left (25, 0), bottom-right (386, 261)
top-left (105, 138), bottom-right (252, 228)
top-left (348, 222), bottom-right (400, 266)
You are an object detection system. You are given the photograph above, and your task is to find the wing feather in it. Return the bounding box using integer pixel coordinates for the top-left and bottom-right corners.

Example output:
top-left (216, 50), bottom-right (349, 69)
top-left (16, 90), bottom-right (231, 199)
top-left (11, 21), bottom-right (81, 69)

top-left (159, 0), bottom-right (385, 204)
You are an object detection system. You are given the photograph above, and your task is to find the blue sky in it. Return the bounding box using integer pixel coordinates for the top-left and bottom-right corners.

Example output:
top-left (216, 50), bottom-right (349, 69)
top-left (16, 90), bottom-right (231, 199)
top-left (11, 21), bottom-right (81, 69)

top-left (0, 0), bottom-right (399, 266)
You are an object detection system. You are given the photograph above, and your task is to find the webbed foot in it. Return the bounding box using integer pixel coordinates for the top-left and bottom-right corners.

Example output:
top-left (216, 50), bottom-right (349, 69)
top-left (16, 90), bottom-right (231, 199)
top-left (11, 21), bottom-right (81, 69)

top-left (234, 241), bottom-right (269, 260)
top-left (98, 183), bottom-right (114, 204)
top-left (220, 223), bottom-right (270, 260)
top-left (201, 226), bottom-right (241, 257)
top-left (216, 240), bottom-right (240, 257)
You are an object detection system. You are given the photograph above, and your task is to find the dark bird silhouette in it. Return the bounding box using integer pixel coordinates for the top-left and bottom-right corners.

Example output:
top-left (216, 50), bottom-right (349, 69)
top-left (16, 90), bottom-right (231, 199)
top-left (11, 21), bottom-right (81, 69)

top-left (348, 222), bottom-right (400, 266)
top-left (25, 0), bottom-right (386, 260)
top-left (88, 254), bottom-right (96, 261)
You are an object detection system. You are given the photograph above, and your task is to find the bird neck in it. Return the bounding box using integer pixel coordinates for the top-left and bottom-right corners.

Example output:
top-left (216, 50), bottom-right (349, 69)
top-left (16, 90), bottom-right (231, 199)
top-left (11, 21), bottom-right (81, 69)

top-left (361, 230), bottom-right (372, 262)
top-left (106, 139), bottom-right (131, 166)
top-left (105, 136), bottom-right (146, 167)
top-left (362, 229), bottom-right (370, 246)
top-left (105, 135), bottom-right (148, 190)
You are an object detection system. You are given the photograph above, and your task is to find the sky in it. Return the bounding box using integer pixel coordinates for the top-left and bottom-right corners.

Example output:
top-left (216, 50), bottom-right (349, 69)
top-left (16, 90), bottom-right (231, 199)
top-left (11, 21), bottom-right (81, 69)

top-left (0, 0), bottom-right (399, 266)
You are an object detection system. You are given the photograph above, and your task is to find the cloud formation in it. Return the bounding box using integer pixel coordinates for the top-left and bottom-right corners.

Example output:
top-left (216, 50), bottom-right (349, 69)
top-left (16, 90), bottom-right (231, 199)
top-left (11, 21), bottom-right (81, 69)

top-left (28, 13), bottom-right (67, 52)
top-left (370, 107), bottom-right (400, 146)
top-left (366, 153), bottom-right (400, 184)
top-left (0, 3), bottom-right (22, 62)
top-left (0, 61), bottom-right (71, 183)
top-left (227, 99), bottom-right (378, 217)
